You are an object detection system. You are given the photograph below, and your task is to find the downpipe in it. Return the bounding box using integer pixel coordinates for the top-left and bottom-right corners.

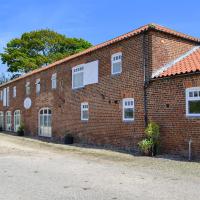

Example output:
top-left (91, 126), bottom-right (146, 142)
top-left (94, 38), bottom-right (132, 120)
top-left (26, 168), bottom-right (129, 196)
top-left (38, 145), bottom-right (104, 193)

top-left (188, 138), bottom-right (192, 161)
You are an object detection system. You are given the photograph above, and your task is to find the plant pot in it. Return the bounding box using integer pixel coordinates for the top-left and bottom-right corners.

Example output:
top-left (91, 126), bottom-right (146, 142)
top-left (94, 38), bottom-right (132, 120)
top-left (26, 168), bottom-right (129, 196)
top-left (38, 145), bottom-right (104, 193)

top-left (17, 131), bottom-right (24, 137)
top-left (64, 135), bottom-right (74, 144)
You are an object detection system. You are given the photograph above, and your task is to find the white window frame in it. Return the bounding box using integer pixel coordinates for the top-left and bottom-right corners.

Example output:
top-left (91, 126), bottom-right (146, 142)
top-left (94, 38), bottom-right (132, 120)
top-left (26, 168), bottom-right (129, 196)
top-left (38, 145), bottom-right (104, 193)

top-left (72, 65), bottom-right (84, 89)
top-left (36, 79), bottom-right (40, 94)
top-left (13, 86), bottom-right (16, 98)
top-left (111, 52), bottom-right (122, 75)
top-left (25, 82), bottom-right (30, 96)
top-left (51, 73), bottom-right (57, 89)
top-left (186, 87), bottom-right (200, 117)
top-left (38, 107), bottom-right (52, 137)
top-left (6, 111), bottom-right (11, 131)
top-left (14, 110), bottom-right (21, 132)
top-left (81, 102), bottom-right (89, 121)
top-left (123, 98), bottom-right (134, 121)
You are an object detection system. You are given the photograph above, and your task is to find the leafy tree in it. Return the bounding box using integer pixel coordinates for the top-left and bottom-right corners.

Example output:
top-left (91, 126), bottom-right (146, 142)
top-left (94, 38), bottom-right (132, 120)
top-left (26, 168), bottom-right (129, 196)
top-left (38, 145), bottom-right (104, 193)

top-left (0, 29), bottom-right (92, 73)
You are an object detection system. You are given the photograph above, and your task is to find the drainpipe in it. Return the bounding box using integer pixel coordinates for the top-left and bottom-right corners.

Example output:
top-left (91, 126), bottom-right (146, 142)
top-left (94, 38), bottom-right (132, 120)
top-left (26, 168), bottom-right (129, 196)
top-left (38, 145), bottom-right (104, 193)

top-left (188, 138), bottom-right (192, 161)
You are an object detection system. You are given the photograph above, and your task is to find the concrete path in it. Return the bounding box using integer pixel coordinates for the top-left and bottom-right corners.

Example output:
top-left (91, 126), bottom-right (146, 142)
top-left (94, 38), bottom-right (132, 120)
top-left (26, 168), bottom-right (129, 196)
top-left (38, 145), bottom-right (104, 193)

top-left (0, 133), bottom-right (199, 200)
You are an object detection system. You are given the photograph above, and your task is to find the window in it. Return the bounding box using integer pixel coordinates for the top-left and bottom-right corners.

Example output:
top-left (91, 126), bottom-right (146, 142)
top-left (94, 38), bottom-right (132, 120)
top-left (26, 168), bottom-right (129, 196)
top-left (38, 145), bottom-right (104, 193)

top-left (186, 87), bottom-right (200, 117)
top-left (72, 61), bottom-right (99, 89)
top-left (81, 102), bottom-right (89, 121)
top-left (0, 112), bottom-right (4, 130)
top-left (38, 108), bottom-right (52, 137)
top-left (6, 111), bottom-right (11, 131)
top-left (25, 82), bottom-right (30, 95)
top-left (36, 79), bottom-right (40, 94)
top-left (14, 110), bottom-right (21, 132)
top-left (13, 86), bottom-right (16, 98)
top-left (72, 65), bottom-right (84, 89)
top-left (3, 87), bottom-right (9, 107)
top-left (51, 73), bottom-right (57, 89)
top-left (123, 98), bottom-right (134, 121)
top-left (111, 52), bottom-right (122, 75)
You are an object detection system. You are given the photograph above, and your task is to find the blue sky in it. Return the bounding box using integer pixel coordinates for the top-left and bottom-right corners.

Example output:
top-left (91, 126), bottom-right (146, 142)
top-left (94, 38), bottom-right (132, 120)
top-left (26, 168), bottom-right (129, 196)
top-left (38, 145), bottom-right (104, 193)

top-left (1, 0), bottom-right (200, 75)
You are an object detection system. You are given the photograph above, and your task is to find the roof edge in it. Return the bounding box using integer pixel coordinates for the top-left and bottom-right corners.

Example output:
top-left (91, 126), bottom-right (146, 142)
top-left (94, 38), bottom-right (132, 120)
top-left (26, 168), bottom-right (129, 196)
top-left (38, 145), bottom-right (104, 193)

top-left (152, 46), bottom-right (200, 78)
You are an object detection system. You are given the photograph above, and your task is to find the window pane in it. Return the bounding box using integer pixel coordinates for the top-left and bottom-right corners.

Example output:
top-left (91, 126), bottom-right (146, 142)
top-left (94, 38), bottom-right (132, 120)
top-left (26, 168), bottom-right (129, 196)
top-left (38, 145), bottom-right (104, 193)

top-left (112, 62), bottom-right (122, 74)
top-left (189, 100), bottom-right (200, 114)
top-left (124, 108), bottom-right (134, 119)
top-left (73, 72), bottom-right (83, 88)
top-left (82, 110), bottom-right (89, 120)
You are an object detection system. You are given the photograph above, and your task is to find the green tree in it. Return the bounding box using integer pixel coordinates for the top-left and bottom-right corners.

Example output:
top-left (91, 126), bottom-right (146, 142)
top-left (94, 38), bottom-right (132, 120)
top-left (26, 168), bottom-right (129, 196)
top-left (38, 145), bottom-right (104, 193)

top-left (0, 29), bottom-right (92, 73)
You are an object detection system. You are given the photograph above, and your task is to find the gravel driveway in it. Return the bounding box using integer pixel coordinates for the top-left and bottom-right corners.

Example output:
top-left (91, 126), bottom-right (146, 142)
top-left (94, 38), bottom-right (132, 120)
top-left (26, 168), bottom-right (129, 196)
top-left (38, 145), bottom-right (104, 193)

top-left (0, 133), bottom-right (199, 200)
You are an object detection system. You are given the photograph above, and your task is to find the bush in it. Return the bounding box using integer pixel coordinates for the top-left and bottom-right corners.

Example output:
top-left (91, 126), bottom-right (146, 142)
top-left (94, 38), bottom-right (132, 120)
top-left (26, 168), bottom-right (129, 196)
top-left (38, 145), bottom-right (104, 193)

top-left (17, 124), bottom-right (25, 136)
top-left (138, 121), bottom-right (160, 156)
top-left (145, 121), bottom-right (159, 142)
top-left (138, 139), bottom-right (153, 155)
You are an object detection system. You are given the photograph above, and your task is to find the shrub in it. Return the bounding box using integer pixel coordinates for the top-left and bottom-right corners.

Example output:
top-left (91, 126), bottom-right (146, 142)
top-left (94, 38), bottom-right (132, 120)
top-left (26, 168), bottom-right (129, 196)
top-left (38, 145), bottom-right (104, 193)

top-left (138, 139), bottom-right (153, 155)
top-left (17, 124), bottom-right (25, 136)
top-left (138, 121), bottom-right (160, 156)
top-left (145, 121), bottom-right (159, 142)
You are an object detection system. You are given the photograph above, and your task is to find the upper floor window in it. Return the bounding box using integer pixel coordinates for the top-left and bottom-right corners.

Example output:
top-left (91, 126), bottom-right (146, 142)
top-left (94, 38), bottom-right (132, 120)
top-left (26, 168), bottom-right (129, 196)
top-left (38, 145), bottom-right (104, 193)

top-left (123, 98), bottom-right (134, 121)
top-left (25, 82), bottom-right (30, 96)
top-left (3, 87), bottom-right (9, 107)
top-left (51, 73), bottom-right (57, 89)
top-left (13, 86), bottom-right (16, 98)
top-left (36, 79), bottom-right (40, 94)
top-left (186, 87), bottom-right (200, 117)
top-left (81, 102), bottom-right (89, 121)
top-left (111, 52), bottom-right (122, 75)
top-left (72, 65), bottom-right (84, 89)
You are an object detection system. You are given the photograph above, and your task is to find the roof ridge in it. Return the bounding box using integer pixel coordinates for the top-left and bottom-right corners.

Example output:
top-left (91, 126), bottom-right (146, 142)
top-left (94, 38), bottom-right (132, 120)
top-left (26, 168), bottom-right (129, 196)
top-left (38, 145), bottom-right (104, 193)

top-left (152, 46), bottom-right (200, 78)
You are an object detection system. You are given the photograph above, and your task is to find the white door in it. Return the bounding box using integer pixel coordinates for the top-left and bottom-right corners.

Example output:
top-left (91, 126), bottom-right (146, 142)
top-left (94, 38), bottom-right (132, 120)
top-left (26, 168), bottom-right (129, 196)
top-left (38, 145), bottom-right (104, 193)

top-left (39, 108), bottom-right (52, 137)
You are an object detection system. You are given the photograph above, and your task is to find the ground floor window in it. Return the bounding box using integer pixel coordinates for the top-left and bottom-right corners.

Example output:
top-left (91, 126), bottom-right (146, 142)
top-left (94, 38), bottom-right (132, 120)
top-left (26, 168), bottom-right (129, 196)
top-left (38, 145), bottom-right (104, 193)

top-left (38, 108), bottom-right (52, 137)
top-left (186, 87), bottom-right (200, 117)
top-left (0, 111), bottom-right (4, 130)
top-left (81, 102), bottom-right (89, 121)
top-left (6, 111), bottom-right (11, 131)
top-left (123, 98), bottom-right (134, 121)
top-left (14, 110), bottom-right (21, 132)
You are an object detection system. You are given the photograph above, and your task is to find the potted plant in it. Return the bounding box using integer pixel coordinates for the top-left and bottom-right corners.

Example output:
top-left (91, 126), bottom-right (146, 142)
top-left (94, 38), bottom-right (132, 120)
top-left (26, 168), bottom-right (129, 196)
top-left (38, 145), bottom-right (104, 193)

top-left (138, 138), bottom-right (153, 156)
top-left (17, 124), bottom-right (25, 136)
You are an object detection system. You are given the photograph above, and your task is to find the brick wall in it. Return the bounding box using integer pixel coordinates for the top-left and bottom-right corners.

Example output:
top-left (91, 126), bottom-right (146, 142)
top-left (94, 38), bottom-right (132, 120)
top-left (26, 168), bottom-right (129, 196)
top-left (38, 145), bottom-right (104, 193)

top-left (147, 74), bottom-right (200, 159)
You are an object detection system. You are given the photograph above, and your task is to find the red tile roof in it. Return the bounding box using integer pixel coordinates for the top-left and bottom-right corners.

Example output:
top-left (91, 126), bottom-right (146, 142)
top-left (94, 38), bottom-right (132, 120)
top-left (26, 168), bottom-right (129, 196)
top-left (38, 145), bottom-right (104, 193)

top-left (156, 46), bottom-right (200, 78)
top-left (0, 23), bottom-right (200, 87)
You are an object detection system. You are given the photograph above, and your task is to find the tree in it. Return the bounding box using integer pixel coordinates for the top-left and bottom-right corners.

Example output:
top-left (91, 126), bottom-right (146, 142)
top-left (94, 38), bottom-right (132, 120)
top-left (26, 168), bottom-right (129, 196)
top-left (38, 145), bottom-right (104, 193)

top-left (0, 29), bottom-right (92, 73)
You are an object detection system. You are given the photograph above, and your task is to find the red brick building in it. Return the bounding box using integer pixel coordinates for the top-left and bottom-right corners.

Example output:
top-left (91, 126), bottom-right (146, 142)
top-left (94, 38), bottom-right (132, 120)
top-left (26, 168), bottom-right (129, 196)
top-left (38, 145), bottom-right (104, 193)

top-left (0, 24), bottom-right (200, 158)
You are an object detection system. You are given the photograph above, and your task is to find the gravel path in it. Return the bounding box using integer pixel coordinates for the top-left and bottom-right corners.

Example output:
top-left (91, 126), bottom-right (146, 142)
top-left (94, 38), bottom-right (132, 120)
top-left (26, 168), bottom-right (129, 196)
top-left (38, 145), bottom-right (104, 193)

top-left (0, 133), bottom-right (199, 200)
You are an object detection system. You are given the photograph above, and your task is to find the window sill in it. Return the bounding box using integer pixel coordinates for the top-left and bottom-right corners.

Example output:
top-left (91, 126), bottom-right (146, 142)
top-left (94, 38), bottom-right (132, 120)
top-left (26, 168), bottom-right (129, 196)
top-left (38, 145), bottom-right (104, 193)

top-left (186, 115), bottom-right (200, 119)
top-left (123, 119), bottom-right (135, 123)
top-left (111, 72), bottom-right (122, 77)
